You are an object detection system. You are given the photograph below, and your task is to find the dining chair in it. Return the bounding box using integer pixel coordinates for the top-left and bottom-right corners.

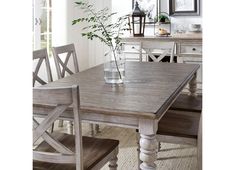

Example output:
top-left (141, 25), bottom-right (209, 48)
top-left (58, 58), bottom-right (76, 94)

top-left (33, 48), bottom-right (53, 87)
top-left (52, 43), bottom-right (79, 79)
top-left (52, 43), bottom-right (99, 135)
top-left (33, 85), bottom-right (119, 170)
top-left (142, 41), bottom-right (176, 63)
top-left (33, 48), bottom-right (54, 132)
top-left (157, 110), bottom-right (202, 170)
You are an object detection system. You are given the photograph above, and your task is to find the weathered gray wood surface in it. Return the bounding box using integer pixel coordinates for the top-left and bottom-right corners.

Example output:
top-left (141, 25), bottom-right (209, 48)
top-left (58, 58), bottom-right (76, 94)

top-left (33, 48), bottom-right (53, 87)
top-left (33, 86), bottom-right (119, 170)
top-left (52, 43), bottom-right (79, 131)
top-left (52, 43), bottom-right (79, 79)
top-left (43, 62), bottom-right (199, 119)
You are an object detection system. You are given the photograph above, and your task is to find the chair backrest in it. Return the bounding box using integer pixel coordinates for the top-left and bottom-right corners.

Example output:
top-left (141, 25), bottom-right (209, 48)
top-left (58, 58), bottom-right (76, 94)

top-left (33, 85), bottom-right (83, 170)
top-left (33, 49), bottom-right (53, 87)
top-left (52, 44), bottom-right (79, 79)
top-left (142, 41), bottom-right (175, 63)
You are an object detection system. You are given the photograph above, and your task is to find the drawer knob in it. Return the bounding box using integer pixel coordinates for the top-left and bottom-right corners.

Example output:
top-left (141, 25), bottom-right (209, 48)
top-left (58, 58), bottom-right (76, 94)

top-left (192, 48), bottom-right (196, 51)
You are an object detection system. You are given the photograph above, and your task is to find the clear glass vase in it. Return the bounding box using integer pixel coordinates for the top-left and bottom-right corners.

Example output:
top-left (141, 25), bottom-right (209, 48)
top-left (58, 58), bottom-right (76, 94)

top-left (104, 46), bottom-right (125, 84)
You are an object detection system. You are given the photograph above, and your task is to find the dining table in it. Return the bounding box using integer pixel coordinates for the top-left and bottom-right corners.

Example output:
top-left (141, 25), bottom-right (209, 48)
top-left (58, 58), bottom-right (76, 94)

top-left (34, 61), bottom-right (199, 170)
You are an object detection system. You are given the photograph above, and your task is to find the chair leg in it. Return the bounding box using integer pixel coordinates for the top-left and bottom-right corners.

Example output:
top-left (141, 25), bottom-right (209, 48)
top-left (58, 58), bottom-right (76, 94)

top-left (157, 142), bottom-right (161, 152)
top-left (67, 121), bottom-right (73, 135)
top-left (197, 145), bottom-right (202, 170)
top-left (90, 123), bottom-right (94, 136)
top-left (50, 123), bottom-right (54, 133)
top-left (95, 124), bottom-right (101, 133)
top-left (136, 131), bottom-right (141, 170)
top-left (58, 120), bottom-right (63, 127)
top-left (90, 124), bottom-right (100, 136)
top-left (108, 148), bottom-right (118, 170)
top-left (197, 116), bottom-right (202, 170)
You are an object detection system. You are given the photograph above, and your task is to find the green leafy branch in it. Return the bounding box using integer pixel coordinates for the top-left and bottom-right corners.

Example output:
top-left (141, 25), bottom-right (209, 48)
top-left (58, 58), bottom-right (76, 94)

top-left (72, 0), bottom-right (129, 80)
top-left (72, 1), bottom-right (129, 50)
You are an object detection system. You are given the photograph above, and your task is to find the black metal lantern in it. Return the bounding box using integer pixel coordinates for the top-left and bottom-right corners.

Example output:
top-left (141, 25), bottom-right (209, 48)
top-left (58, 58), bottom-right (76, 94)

top-left (129, 2), bottom-right (146, 37)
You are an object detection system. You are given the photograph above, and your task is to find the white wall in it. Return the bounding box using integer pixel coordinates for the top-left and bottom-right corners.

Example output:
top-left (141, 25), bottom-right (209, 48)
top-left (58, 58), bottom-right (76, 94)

top-left (51, 0), bottom-right (202, 72)
top-left (52, 0), bottom-right (111, 72)
top-left (52, 0), bottom-right (90, 72)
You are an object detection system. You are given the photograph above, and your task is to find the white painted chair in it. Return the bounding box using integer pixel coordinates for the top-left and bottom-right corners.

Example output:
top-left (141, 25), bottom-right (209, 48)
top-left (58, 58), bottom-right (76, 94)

top-left (142, 41), bottom-right (176, 63)
top-left (33, 85), bottom-right (119, 170)
top-left (52, 44), bottom-right (99, 135)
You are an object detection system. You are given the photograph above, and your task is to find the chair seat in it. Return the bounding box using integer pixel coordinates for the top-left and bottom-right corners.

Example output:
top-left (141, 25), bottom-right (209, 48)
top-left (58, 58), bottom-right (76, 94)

top-left (170, 93), bottom-right (202, 112)
top-left (158, 110), bottom-right (201, 139)
top-left (33, 133), bottom-right (119, 170)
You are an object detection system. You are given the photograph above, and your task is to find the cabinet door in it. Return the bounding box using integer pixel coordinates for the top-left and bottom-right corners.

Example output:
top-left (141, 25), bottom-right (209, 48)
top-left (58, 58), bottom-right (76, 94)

top-left (123, 42), bottom-right (148, 62)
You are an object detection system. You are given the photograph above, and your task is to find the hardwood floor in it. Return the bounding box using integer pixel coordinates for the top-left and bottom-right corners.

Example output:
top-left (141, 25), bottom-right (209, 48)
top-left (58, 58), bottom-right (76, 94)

top-left (49, 121), bottom-right (198, 170)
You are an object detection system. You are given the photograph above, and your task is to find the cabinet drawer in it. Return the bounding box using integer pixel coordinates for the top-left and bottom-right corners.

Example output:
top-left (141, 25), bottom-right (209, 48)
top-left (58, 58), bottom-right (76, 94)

top-left (123, 43), bottom-right (141, 53)
top-left (180, 44), bottom-right (202, 54)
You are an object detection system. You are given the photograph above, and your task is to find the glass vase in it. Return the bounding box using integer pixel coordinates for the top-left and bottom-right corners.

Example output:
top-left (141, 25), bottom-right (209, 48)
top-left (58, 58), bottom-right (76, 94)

top-left (104, 46), bottom-right (125, 84)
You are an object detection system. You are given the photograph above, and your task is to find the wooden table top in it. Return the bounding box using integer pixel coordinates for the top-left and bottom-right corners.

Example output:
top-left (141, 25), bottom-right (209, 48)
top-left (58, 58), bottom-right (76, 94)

top-left (44, 62), bottom-right (199, 119)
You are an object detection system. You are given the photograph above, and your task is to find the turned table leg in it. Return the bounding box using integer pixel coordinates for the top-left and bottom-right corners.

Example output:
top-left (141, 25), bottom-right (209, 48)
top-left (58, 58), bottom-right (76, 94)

top-left (139, 119), bottom-right (158, 170)
top-left (136, 131), bottom-right (141, 170)
top-left (189, 72), bottom-right (197, 97)
top-left (95, 124), bottom-right (100, 133)
top-left (90, 123), bottom-right (94, 136)
top-left (109, 149), bottom-right (118, 170)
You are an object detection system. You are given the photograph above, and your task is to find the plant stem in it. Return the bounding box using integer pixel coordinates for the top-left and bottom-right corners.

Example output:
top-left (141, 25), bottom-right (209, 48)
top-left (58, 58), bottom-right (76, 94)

top-left (110, 47), bottom-right (122, 80)
top-left (87, 5), bottom-right (122, 80)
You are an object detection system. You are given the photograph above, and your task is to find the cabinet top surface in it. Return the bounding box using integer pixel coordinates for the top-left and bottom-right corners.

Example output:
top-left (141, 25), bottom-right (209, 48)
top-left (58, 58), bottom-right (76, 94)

top-left (122, 33), bottom-right (202, 41)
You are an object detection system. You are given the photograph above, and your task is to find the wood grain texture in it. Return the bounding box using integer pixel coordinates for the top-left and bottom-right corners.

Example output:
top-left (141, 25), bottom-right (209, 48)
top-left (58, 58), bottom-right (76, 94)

top-left (52, 43), bottom-right (80, 131)
top-left (122, 34), bottom-right (202, 96)
top-left (34, 133), bottom-right (119, 170)
top-left (52, 43), bottom-right (79, 79)
top-left (157, 109), bottom-right (202, 169)
top-left (170, 93), bottom-right (202, 112)
top-left (158, 110), bottom-right (201, 139)
top-left (141, 41), bottom-right (202, 112)
top-left (33, 86), bottom-right (119, 170)
top-left (33, 48), bottom-right (53, 87)
top-left (33, 86), bottom-right (81, 167)
top-left (43, 62), bottom-right (199, 119)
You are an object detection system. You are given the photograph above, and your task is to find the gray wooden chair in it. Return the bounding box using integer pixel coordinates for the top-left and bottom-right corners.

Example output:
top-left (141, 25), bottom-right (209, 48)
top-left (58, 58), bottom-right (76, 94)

top-left (33, 48), bottom-right (53, 87)
top-left (33, 85), bottom-right (119, 170)
top-left (33, 48), bottom-right (54, 132)
top-left (157, 110), bottom-right (202, 170)
top-left (52, 43), bottom-right (99, 135)
top-left (52, 43), bottom-right (79, 79)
